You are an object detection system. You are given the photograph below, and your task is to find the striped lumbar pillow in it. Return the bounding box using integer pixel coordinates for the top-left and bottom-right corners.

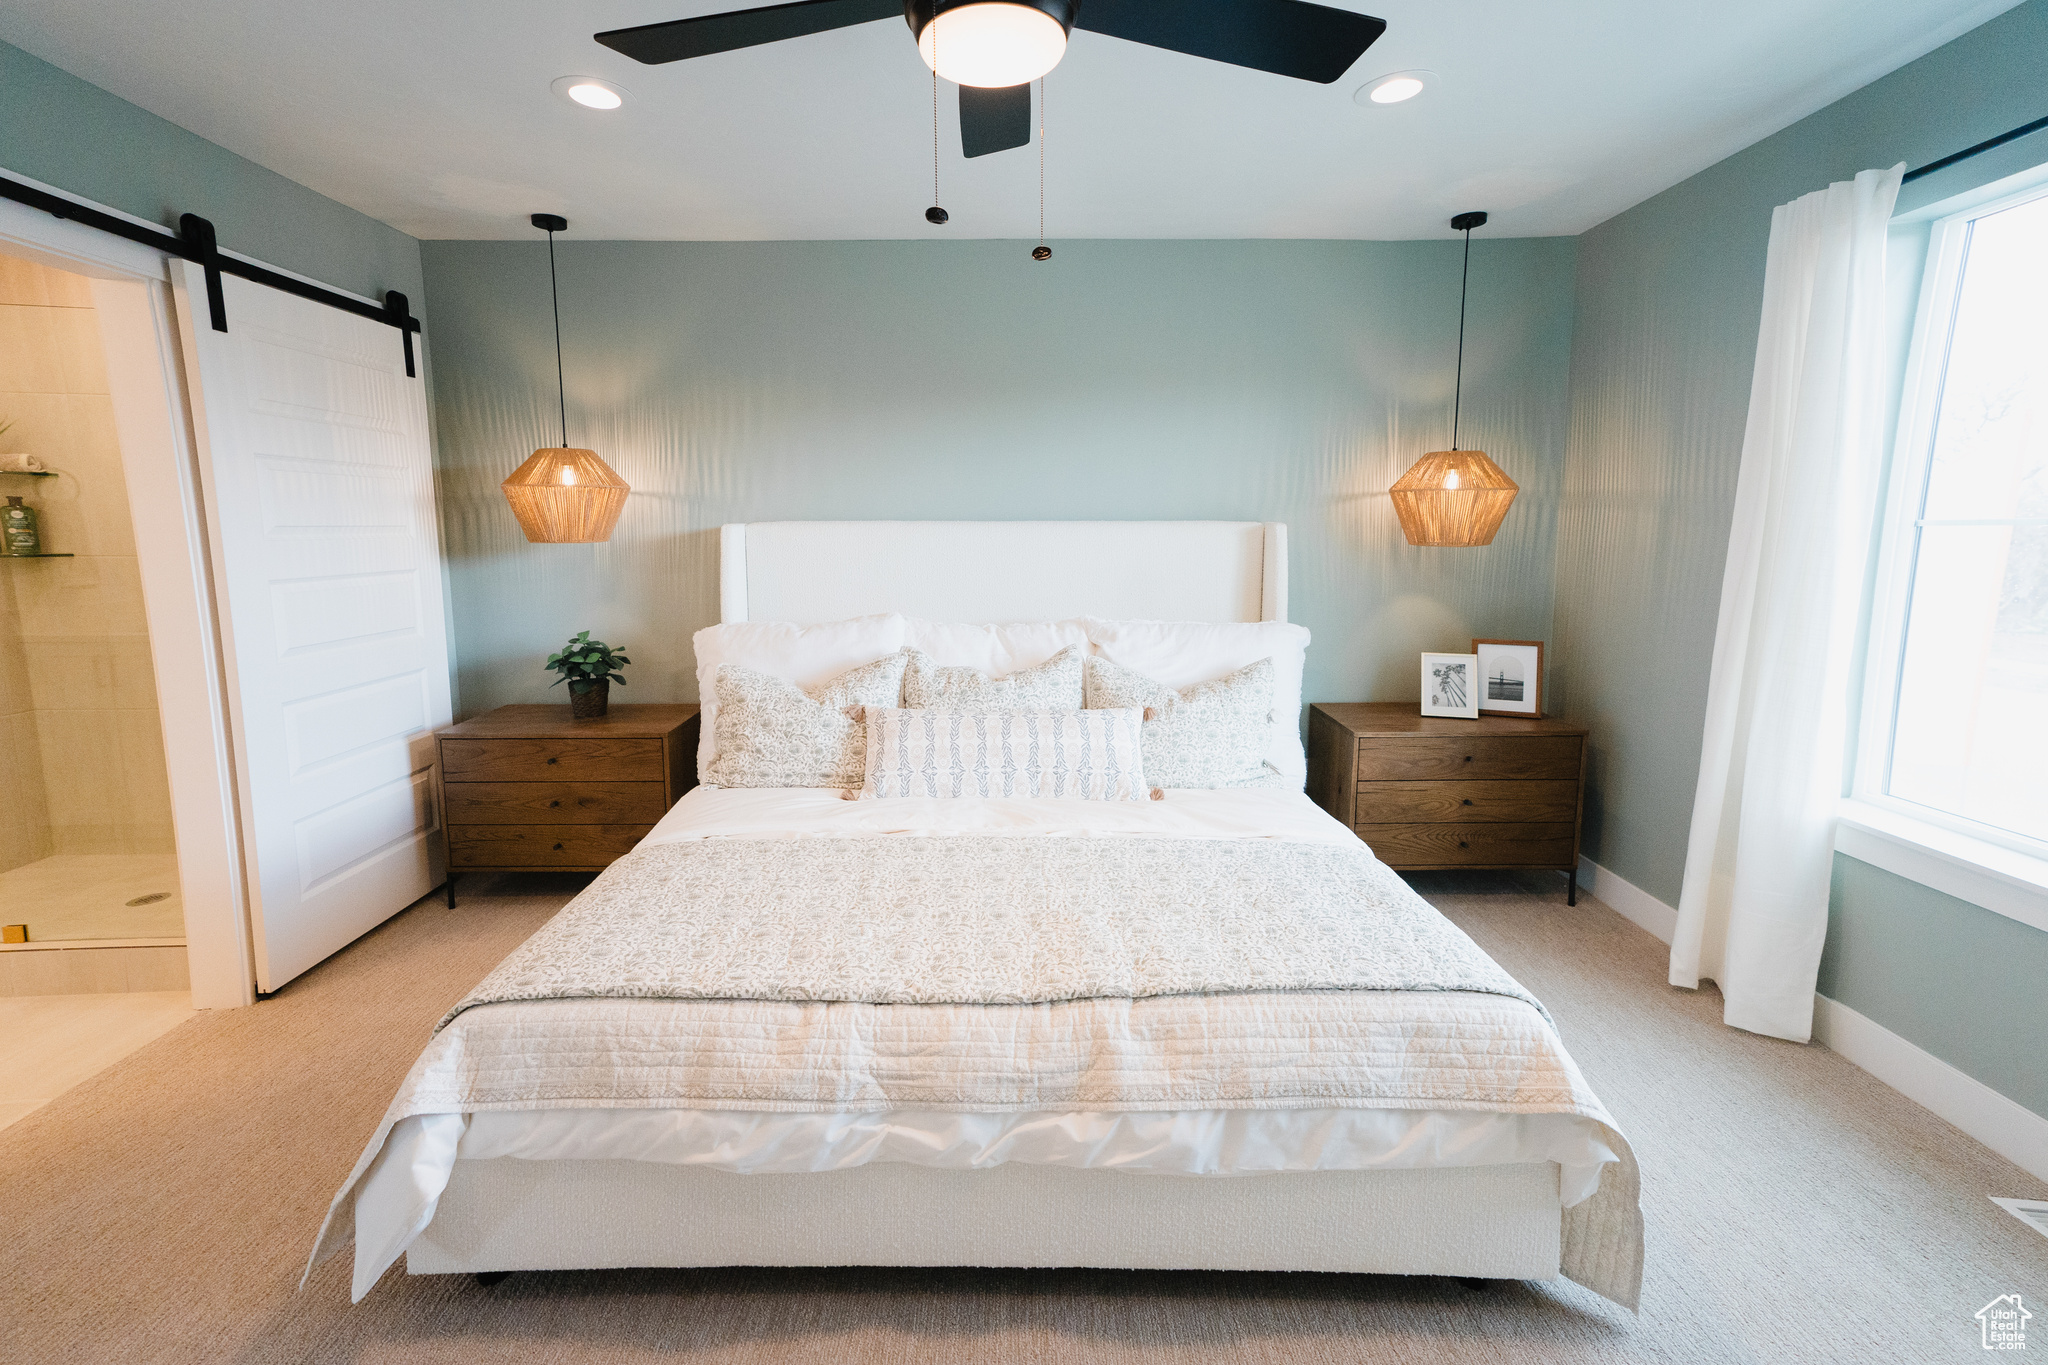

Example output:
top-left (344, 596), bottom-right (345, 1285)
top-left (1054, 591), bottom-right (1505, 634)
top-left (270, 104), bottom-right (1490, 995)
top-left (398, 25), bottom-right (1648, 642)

top-left (861, 707), bottom-right (1149, 800)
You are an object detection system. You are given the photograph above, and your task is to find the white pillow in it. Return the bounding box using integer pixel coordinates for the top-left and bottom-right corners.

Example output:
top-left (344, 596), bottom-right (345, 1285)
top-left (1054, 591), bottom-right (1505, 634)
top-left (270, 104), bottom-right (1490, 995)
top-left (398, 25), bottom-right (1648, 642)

top-left (1080, 619), bottom-right (1310, 785)
top-left (1085, 656), bottom-right (1281, 789)
top-left (861, 707), bottom-right (1149, 800)
top-left (692, 615), bottom-right (906, 781)
top-left (693, 615), bottom-right (1310, 786)
top-left (899, 618), bottom-right (1092, 672)
top-left (706, 652), bottom-right (910, 789)
top-left (903, 644), bottom-right (1086, 711)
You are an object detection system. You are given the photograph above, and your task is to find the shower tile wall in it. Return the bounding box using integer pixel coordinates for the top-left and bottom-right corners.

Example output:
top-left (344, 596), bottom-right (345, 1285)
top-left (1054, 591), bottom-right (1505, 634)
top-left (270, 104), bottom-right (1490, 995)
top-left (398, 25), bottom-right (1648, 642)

top-left (0, 254), bottom-right (174, 866)
top-left (0, 558), bottom-right (50, 871)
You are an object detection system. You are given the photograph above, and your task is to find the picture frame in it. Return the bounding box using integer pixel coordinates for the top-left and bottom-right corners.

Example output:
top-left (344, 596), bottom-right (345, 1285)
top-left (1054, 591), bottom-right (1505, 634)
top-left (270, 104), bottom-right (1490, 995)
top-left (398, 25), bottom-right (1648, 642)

top-left (1419, 652), bottom-right (1480, 719)
top-left (1472, 639), bottom-right (1544, 717)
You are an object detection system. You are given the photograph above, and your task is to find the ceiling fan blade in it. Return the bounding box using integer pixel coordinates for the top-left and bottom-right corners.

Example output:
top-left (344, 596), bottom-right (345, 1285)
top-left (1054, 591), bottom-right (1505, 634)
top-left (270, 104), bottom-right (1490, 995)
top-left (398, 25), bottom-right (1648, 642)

top-left (960, 82), bottom-right (1032, 159)
top-left (596, 0), bottom-right (903, 64)
top-left (1074, 0), bottom-right (1385, 84)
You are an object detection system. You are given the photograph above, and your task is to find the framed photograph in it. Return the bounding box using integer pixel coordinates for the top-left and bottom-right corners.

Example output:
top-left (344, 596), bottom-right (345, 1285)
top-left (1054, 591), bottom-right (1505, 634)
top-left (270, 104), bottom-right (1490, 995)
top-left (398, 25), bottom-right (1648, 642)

top-left (1472, 639), bottom-right (1545, 717)
top-left (1419, 652), bottom-right (1480, 719)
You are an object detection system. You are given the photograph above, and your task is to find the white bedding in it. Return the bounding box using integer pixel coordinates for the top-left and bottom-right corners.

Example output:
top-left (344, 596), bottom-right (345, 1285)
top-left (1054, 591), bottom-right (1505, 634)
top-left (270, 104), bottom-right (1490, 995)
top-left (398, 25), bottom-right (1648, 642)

top-left (317, 787), bottom-right (1635, 1304)
top-left (641, 784), bottom-right (1355, 845)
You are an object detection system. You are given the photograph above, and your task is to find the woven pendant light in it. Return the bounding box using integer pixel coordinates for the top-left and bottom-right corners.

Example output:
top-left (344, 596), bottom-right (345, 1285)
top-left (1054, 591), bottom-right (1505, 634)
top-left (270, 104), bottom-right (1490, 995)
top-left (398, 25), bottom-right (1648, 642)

top-left (1390, 211), bottom-right (1517, 548)
top-left (501, 447), bottom-right (629, 543)
top-left (1389, 449), bottom-right (1519, 546)
top-left (502, 213), bottom-right (629, 544)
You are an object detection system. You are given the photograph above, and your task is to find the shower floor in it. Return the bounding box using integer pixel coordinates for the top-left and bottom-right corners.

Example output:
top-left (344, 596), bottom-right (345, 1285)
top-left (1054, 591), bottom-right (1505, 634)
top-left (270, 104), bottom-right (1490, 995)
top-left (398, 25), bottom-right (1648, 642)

top-left (0, 855), bottom-right (185, 942)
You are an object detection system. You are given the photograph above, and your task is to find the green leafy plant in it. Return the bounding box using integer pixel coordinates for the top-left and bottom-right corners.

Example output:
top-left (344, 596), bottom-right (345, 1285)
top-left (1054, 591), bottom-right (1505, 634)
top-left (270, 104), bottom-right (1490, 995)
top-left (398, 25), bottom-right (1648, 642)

top-left (544, 630), bottom-right (630, 695)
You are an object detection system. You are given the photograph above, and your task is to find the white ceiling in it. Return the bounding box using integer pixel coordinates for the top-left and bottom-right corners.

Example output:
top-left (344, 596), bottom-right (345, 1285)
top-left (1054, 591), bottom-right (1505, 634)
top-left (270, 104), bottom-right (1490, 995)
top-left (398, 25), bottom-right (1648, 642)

top-left (0, 0), bottom-right (2020, 241)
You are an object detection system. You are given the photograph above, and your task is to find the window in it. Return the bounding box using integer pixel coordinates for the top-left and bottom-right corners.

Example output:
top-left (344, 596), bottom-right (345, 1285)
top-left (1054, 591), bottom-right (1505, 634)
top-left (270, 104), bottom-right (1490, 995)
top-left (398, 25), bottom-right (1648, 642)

top-left (1858, 184), bottom-right (2048, 858)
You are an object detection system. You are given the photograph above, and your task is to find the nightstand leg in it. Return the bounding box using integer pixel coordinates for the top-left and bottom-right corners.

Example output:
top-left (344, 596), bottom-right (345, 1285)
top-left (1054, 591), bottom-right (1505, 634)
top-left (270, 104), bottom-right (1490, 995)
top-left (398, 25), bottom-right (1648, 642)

top-left (1567, 868), bottom-right (1578, 906)
top-left (446, 874), bottom-right (457, 909)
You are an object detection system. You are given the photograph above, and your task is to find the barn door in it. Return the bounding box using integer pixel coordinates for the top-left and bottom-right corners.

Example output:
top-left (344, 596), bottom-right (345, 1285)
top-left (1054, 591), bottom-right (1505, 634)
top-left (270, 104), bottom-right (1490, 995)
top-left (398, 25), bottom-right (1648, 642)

top-left (173, 260), bottom-right (450, 992)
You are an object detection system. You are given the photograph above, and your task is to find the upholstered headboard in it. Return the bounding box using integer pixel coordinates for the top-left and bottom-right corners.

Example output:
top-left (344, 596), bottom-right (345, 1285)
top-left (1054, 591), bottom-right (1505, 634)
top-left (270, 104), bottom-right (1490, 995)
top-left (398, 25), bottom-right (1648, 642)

top-left (720, 521), bottom-right (1287, 625)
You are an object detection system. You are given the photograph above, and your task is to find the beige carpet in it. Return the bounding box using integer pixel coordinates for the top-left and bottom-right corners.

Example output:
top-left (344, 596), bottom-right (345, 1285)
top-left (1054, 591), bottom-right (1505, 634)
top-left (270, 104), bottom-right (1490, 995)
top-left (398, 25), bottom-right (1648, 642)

top-left (1, 869), bottom-right (2041, 1364)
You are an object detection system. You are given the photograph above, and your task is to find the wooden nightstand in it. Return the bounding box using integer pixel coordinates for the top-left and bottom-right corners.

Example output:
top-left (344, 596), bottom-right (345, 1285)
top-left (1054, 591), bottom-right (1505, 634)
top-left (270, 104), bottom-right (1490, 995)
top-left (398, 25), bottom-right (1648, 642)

top-left (438, 704), bottom-right (700, 905)
top-left (1308, 702), bottom-right (1588, 904)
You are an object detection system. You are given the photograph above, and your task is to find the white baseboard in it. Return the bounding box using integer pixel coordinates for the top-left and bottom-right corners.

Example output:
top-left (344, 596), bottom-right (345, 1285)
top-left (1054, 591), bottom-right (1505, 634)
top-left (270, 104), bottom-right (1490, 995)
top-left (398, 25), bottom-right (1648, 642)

top-left (1812, 995), bottom-right (2048, 1184)
top-left (1576, 856), bottom-right (2048, 1182)
top-left (1577, 857), bottom-right (1678, 944)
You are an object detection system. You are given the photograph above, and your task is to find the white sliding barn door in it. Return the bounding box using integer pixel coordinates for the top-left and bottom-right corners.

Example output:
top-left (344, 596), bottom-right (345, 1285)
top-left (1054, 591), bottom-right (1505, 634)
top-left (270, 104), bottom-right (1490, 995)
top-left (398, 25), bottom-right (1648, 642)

top-left (173, 262), bottom-right (450, 993)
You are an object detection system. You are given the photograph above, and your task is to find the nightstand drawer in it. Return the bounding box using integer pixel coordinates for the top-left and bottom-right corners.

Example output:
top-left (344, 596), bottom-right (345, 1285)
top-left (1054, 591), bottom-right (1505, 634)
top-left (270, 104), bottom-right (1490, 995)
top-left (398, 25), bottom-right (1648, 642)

top-left (1354, 779), bottom-right (1579, 825)
top-left (442, 737), bottom-right (666, 784)
top-left (1355, 736), bottom-right (1581, 782)
top-left (447, 823), bottom-right (655, 868)
top-left (444, 781), bottom-right (668, 825)
top-left (1356, 822), bottom-right (1577, 867)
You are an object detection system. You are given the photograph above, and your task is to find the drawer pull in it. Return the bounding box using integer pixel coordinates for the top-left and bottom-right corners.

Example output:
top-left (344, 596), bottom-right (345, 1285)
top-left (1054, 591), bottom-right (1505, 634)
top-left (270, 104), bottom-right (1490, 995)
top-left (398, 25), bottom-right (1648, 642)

top-left (553, 842), bottom-right (564, 850)
top-left (1458, 840), bottom-right (1469, 849)
top-left (546, 756), bottom-right (559, 765)
top-left (1463, 755), bottom-right (1472, 763)
top-left (549, 799), bottom-right (561, 808)
top-left (1461, 798), bottom-right (1473, 806)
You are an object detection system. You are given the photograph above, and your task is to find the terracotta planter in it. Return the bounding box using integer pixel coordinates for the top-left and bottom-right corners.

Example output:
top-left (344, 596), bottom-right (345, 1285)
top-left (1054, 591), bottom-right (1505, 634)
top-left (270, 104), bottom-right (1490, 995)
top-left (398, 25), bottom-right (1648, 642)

top-left (570, 679), bottom-right (610, 719)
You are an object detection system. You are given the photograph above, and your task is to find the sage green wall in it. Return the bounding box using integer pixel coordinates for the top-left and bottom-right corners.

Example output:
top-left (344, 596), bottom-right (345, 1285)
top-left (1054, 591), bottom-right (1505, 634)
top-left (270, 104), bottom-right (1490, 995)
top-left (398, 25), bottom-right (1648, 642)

top-left (421, 236), bottom-right (1577, 722)
top-left (0, 38), bottom-right (422, 310)
top-left (1554, 1), bottom-right (2048, 1118)
top-left (1819, 858), bottom-right (2047, 1119)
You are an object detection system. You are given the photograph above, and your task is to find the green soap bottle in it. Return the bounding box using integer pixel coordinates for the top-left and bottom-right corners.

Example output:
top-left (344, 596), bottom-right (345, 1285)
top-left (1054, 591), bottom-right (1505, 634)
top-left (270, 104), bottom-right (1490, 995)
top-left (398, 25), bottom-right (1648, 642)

top-left (1, 496), bottom-right (39, 556)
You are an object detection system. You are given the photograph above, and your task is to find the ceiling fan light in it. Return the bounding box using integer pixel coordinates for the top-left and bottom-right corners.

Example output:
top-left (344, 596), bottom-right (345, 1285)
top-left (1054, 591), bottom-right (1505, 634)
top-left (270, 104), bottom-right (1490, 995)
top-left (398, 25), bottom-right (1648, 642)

top-left (918, 3), bottom-right (1068, 88)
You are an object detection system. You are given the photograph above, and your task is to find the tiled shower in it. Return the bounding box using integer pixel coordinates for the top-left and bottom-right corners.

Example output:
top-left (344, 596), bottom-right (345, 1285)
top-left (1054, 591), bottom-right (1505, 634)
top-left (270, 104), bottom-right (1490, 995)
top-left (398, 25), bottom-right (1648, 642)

top-left (0, 251), bottom-right (183, 957)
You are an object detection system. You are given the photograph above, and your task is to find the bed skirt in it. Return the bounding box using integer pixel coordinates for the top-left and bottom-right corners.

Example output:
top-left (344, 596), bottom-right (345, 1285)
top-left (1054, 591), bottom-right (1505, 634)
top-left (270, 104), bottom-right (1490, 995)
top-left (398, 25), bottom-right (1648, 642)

top-left (406, 1158), bottom-right (1565, 1282)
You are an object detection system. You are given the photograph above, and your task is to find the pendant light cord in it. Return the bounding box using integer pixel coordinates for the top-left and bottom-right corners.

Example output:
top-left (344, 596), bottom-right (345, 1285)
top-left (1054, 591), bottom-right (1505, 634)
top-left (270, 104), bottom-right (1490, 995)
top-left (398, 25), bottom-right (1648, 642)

top-left (931, 18), bottom-right (940, 208)
top-left (1038, 78), bottom-right (1046, 248)
top-left (1451, 223), bottom-right (1471, 452)
top-left (546, 224), bottom-right (567, 449)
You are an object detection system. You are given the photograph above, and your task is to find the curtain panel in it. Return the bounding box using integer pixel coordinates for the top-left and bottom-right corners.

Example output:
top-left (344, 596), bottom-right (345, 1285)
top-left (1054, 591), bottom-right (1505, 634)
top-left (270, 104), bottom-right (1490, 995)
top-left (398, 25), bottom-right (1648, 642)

top-left (1670, 164), bottom-right (1904, 1042)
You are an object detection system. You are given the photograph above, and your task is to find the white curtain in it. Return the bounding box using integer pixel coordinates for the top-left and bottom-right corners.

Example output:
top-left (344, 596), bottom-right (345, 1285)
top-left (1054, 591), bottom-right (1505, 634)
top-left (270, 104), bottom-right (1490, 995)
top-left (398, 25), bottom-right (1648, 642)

top-left (1670, 164), bottom-right (1903, 1042)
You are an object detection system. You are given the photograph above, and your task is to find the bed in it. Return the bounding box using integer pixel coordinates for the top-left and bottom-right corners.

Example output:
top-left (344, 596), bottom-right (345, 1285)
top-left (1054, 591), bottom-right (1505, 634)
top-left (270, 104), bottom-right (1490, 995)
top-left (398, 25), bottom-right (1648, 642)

top-left (309, 520), bottom-right (1642, 1311)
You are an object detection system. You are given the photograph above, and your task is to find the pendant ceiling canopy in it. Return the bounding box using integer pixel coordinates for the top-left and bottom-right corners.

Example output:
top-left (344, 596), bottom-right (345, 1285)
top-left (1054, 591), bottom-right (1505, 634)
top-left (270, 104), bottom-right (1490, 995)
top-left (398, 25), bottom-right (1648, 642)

top-left (503, 212), bottom-right (630, 544)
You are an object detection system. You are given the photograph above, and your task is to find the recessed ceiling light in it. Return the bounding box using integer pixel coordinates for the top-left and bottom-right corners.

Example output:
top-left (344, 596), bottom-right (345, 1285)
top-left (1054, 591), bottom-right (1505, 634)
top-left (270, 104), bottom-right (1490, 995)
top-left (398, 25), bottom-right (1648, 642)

top-left (1354, 70), bottom-right (1435, 106)
top-left (552, 76), bottom-right (627, 110)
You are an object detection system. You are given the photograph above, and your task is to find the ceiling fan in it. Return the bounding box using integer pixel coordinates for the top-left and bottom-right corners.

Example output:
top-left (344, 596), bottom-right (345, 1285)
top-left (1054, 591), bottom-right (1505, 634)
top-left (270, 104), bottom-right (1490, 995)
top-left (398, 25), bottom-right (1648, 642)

top-left (595, 0), bottom-right (1388, 159)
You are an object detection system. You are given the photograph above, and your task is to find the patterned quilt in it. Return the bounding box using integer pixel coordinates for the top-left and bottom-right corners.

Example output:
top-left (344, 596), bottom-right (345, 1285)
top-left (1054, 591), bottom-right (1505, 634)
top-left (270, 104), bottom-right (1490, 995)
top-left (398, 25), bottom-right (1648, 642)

top-left (442, 836), bottom-right (1550, 1026)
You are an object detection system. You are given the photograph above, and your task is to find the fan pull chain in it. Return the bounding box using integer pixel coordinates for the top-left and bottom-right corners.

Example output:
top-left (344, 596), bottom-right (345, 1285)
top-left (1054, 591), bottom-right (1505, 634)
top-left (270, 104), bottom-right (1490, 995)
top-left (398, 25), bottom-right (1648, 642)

top-left (924, 13), bottom-right (947, 226)
top-left (1032, 78), bottom-right (1051, 261)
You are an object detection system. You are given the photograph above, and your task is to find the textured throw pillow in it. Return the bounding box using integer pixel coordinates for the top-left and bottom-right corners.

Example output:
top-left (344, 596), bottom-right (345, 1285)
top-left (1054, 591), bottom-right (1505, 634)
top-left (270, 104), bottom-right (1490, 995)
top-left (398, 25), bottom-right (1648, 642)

top-left (862, 707), bottom-right (1149, 800)
top-left (1080, 619), bottom-right (1310, 785)
top-left (706, 651), bottom-right (910, 788)
top-left (903, 644), bottom-right (1085, 712)
top-left (1085, 656), bottom-right (1279, 789)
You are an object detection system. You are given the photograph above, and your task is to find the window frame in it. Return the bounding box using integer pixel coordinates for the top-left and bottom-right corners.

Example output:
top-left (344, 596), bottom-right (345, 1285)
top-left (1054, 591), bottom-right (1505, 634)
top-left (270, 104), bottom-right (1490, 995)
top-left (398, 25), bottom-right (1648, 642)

top-left (1850, 177), bottom-right (2048, 879)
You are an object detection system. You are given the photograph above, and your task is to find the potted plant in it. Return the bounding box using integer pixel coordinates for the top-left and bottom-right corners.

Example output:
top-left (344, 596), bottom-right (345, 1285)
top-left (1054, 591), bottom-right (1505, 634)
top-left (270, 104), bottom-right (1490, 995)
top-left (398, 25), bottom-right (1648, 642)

top-left (545, 630), bottom-right (630, 719)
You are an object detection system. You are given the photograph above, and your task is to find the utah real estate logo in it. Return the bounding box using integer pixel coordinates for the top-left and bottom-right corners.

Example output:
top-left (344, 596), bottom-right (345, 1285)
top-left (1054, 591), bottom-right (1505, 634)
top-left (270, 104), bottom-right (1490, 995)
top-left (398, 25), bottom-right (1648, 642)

top-left (1977, 1294), bottom-right (2030, 1351)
